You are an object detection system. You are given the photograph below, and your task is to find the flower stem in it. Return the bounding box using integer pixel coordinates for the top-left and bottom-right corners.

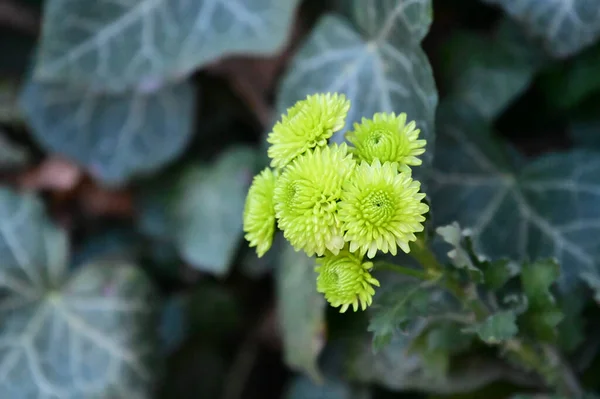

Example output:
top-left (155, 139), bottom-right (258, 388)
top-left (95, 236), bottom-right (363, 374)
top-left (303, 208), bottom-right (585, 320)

top-left (372, 262), bottom-right (429, 281)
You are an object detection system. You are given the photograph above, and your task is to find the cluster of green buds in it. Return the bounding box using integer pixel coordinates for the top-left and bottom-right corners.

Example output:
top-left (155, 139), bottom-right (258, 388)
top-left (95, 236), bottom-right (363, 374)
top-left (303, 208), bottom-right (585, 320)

top-left (243, 93), bottom-right (429, 313)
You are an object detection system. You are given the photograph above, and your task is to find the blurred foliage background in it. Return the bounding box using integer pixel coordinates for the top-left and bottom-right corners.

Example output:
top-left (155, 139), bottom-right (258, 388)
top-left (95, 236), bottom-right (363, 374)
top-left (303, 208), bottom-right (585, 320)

top-left (2, 0), bottom-right (600, 398)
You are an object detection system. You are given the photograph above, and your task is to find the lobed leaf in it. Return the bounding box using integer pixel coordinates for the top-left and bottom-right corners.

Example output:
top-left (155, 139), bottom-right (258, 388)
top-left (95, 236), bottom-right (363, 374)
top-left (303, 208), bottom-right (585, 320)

top-left (19, 79), bottom-right (196, 185)
top-left (33, 0), bottom-right (301, 91)
top-left (430, 102), bottom-right (600, 292)
top-left (0, 188), bottom-right (159, 398)
top-left (467, 311), bottom-right (518, 344)
top-left (276, 0), bottom-right (437, 175)
top-left (483, 0), bottom-right (600, 58)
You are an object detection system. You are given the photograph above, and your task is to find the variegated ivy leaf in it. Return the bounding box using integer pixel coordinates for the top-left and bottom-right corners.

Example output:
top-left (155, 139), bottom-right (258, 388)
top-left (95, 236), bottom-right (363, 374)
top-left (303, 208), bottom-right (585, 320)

top-left (33, 0), bottom-right (301, 91)
top-left (19, 79), bottom-right (195, 185)
top-left (430, 102), bottom-right (600, 292)
top-left (276, 0), bottom-right (437, 175)
top-left (0, 188), bottom-right (159, 398)
top-left (483, 0), bottom-right (600, 58)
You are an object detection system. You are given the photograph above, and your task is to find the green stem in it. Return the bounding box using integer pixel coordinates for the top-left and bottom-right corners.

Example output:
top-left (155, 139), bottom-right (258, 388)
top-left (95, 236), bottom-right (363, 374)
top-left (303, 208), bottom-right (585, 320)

top-left (372, 262), bottom-right (429, 281)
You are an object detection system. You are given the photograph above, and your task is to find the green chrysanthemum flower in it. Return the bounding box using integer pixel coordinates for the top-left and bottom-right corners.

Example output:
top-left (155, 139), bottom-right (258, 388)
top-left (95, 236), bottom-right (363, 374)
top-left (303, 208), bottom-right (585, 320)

top-left (267, 93), bottom-right (351, 169)
top-left (346, 112), bottom-right (426, 167)
top-left (274, 143), bottom-right (355, 257)
top-left (243, 167), bottom-right (278, 257)
top-left (315, 249), bottom-right (380, 312)
top-left (339, 159), bottom-right (429, 258)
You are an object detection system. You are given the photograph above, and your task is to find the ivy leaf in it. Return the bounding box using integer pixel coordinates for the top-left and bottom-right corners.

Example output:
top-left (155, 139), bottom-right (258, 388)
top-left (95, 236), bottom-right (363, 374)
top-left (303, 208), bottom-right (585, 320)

top-left (440, 19), bottom-right (547, 120)
top-left (430, 102), bottom-right (600, 292)
top-left (435, 222), bottom-right (517, 290)
top-left (276, 0), bottom-right (437, 174)
top-left (368, 278), bottom-right (450, 351)
top-left (483, 0), bottom-right (600, 58)
top-left (0, 188), bottom-right (159, 397)
top-left (19, 80), bottom-right (196, 185)
top-left (276, 242), bottom-right (326, 382)
top-left (436, 222), bottom-right (483, 281)
top-left (139, 146), bottom-right (256, 275)
top-left (466, 311), bottom-right (518, 344)
top-left (33, 0), bottom-right (301, 91)
top-left (349, 335), bottom-right (520, 394)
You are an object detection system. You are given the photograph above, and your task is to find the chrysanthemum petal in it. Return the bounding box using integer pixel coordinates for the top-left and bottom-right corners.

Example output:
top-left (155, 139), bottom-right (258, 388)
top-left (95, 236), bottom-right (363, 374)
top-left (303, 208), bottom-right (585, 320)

top-left (267, 93), bottom-right (351, 168)
top-left (338, 160), bottom-right (429, 258)
top-left (345, 112), bottom-right (426, 168)
top-left (315, 249), bottom-right (379, 312)
top-left (243, 168), bottom-right (278, 257)
top-left (274, 144), bottom-right (356, 256)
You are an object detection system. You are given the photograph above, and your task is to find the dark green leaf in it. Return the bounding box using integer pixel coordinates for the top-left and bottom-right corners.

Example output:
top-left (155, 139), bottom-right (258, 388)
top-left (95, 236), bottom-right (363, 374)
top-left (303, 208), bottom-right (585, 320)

top-left (276, 242), bottom-right (326, 381)
top-left (33, 0), bottom-right (301, 90)
top-left (431, 102), bottom-right (600, 292)
top-left (19, 80), bottom-right (196, 185)
top-left (368, 279), bottom-right (445, 350)
top-left (467, 311), bottom-right (518, 344)
top-left (556, 293), bottom-right (586, 353)
top-left (0, 188), bottom-right (159, 397)
top-left (521, 259), bottom-right (560, 310)
top-left (137, 146), bottom-right (256, 275)
top-left (277, 0), bottom-right (437, 176)
top-left (483, 0), bottom-right (600, 58)
top-left (170, 146), bottom-right (256, 274)
top-left (349, 335), bottom-right (519, 394)
top-left (441, 19), bottom-right (547, 120)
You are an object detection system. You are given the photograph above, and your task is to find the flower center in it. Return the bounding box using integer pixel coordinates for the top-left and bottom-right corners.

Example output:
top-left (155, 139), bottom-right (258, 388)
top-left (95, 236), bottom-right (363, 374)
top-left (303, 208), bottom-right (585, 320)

top-left (362, 190), bottom-right (393, 225)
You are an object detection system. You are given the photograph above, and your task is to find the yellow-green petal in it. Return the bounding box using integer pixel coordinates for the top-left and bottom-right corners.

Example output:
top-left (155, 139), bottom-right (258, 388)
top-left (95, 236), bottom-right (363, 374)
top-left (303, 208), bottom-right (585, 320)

top-left (346, 112), bottom-right (426, 168)
top-left (267, 93), bottom-right (351, 169)
top-left (315, 249), bottom-right (380, 313)
top-left (243, 167), bottom-right (278, 257)
top-left (273, 143), bottom-right (355, 257)
top-left (338, 159), bottom-right (429, 258)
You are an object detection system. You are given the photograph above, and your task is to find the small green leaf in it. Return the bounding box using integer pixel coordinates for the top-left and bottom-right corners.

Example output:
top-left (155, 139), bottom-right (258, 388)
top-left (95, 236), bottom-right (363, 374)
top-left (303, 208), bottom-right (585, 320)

top-left (170, 146), bottom-right (256, 275)
top-left (483, 0), bottom-right (600, 58)
top-left (556, 293), bottom-right (586, 353)
top-left (19, 80), bottom-right (196, 185)
top-left (276, 242), bottom-right (326, 381)
top-left (0, 188), bottom-right (159, 397)
top-left (467, 311), bottom-right (518, 344)
top-left (436, 222), bottom-right (483, 281)
top-left (431, 102), bottom-right (600, 292)
top-left (277, 0), bottom-right (437, 176)
top-left (368, 279), bottom-right (446, 351)
top-left (33, 0), bottom-right (301, 90)
top-left (521, 259), bottom-right (560, 310)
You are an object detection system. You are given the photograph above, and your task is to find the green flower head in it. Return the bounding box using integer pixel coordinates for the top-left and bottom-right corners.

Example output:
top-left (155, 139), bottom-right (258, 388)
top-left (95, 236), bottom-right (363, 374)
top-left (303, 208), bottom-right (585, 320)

top-left (315, 249), bottom-right (380, 312)
top-left (274, 143), bottom-right (355, 257)
top-left (243, 167), bottom-right (278, 257)
top-left (267, 93), bottom-right (351, 169)
top-left (346, 112), bottom-right (426, 167)
top-left (339, 159), bottom-right (429, 258)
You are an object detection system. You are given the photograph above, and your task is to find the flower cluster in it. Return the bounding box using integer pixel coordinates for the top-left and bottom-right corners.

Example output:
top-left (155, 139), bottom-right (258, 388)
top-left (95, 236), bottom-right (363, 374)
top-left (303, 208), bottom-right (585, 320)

top-left (243, 93), bottom-right (429, 312)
